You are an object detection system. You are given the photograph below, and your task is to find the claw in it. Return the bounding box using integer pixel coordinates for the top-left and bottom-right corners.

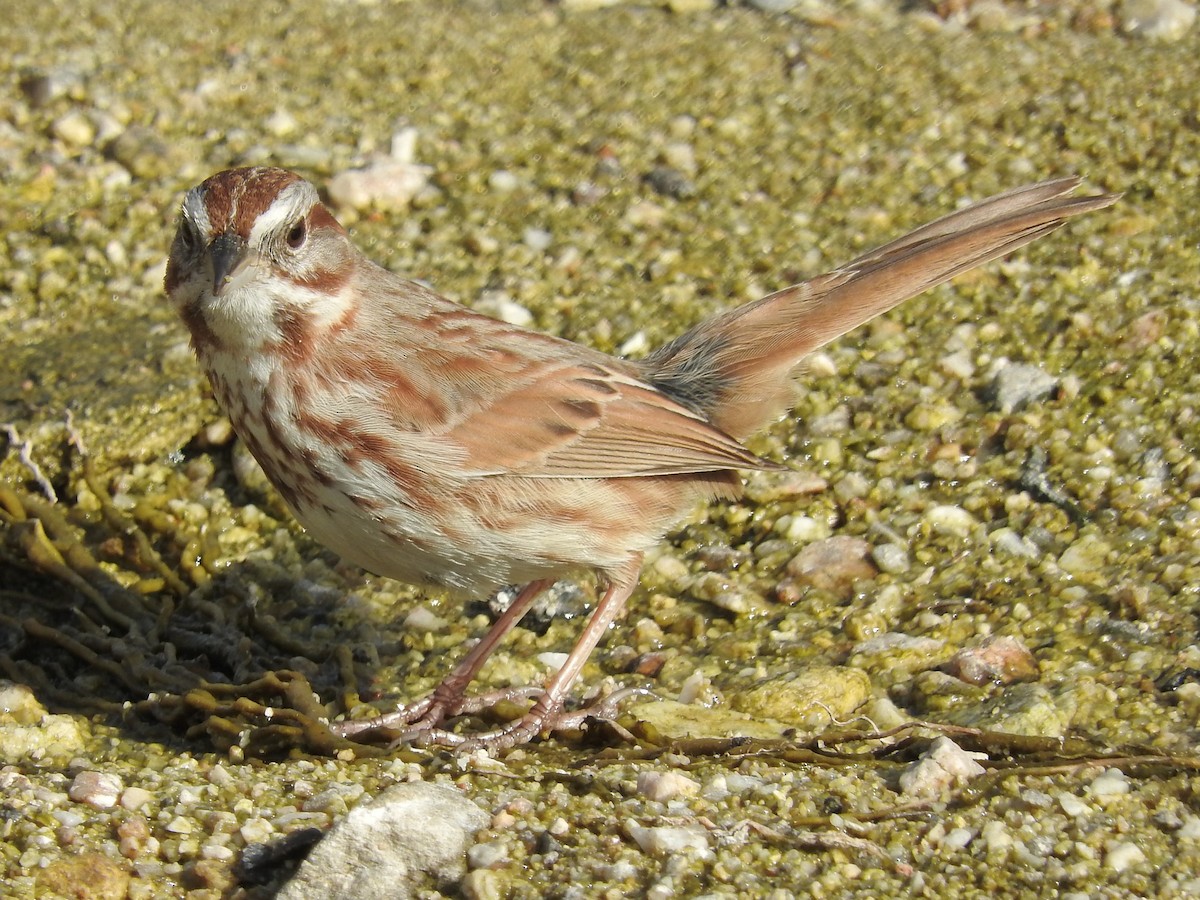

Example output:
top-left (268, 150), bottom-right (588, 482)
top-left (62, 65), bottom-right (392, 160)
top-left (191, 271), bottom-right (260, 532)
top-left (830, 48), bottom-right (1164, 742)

top-left (332, 684), bottom-right (654, 751)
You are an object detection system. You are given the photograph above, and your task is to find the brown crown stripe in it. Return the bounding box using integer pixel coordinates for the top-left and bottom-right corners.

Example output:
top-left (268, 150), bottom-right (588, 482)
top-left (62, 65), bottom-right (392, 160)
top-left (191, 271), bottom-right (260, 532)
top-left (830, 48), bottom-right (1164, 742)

top-left (200, 167), bottom-right (304, 238)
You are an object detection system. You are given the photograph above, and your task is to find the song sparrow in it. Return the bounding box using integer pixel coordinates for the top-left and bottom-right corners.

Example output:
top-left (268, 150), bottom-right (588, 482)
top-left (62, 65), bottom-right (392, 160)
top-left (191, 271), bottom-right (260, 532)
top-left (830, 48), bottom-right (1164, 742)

top-left (165, 166), bottom-right (1116, 750)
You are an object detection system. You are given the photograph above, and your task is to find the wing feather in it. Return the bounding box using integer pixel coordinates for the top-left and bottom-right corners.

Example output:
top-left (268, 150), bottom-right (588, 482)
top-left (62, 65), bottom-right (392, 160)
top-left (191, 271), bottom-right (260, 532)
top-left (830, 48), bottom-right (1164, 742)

top-left (443, 361), bottom-right (777, 478)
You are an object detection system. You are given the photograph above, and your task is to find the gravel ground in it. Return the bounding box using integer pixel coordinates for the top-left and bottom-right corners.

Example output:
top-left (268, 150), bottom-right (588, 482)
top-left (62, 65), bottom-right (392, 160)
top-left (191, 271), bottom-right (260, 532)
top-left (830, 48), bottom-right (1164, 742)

top-left (2, 1), bottom-right (1199, 898)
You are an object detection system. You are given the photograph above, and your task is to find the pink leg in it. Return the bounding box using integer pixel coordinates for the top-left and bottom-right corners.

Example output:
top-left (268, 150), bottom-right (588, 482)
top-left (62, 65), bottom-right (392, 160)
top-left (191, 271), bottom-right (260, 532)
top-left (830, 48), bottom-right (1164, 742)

top-left (332, 579), bottom-right (554, 739)
top-left (443, 555), bottom-right (644, 751)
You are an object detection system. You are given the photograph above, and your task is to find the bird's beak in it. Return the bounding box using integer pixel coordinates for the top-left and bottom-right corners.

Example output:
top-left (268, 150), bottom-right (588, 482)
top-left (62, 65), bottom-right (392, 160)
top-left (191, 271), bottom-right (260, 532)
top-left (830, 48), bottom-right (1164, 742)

top-left (208, 232), bottom-right (249, 297)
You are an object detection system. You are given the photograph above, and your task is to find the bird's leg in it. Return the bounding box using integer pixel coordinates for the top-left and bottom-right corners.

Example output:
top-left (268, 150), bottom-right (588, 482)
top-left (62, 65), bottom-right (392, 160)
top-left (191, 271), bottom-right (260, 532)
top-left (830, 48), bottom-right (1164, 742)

top-left (411, 556), bottom-right (644, 751)
top-left (332, 579), bottom-right (554, 739)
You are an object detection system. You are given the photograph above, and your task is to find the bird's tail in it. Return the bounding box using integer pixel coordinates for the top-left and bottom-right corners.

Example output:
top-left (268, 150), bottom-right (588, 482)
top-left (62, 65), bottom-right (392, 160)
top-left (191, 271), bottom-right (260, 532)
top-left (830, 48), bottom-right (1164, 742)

top-left (640, 177), bottom-right (1119, 439)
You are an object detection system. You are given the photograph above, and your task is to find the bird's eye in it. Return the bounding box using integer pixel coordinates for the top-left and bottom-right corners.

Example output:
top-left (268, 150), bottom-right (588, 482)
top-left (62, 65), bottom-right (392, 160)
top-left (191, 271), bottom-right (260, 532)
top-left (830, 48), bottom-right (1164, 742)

top-left (178, 221), bottom-right (200, 253)
top-left (286, 219), bottom-right (307, 249)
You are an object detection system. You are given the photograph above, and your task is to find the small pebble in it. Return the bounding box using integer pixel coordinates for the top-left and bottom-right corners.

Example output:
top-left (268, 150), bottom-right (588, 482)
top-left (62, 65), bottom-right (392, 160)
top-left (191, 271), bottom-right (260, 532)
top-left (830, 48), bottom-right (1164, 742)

top-left (474, 290), bottom-right (534, 327)
top-left (942, 827), bottom-right (975, 850)
top-left (924, 504), bottom-right (978, 538)
top-left (522, 227), bottom-right (553, 252)
top-left (1088, 768), bottom-right (1132, 798)
top-left (783, 515), bottom-right (831, 544)
top-left (1059, 792), bottom-right (1089, 817)
top-left (899, 737), bottom-right (987, 798)
top-left (68, 771), bottom-right (122, 809)
top-left (945, 635), bottom-right (1039, 686)
top-left (785, 535), bottom-right (878, 597)
top-left (328, 159), bottom-right (432, 211)
top-left (990, 527), bottom-right (1039, 558)
top-left (404, 605), bottom-right (448, 632)
top-left (265, 109), bottom-right (298, 137)
top-left (636, 770), bottom-right (700, 803)
top-left (1058, 535), bottom-right (1111, 575)
top-left (871, 543), bottom-right (910, 574)
top-left (467, 840), bottom-right (509, 869)
top-left (488, 170), bottom-right (519, 192)
top-left (1104, 841), bottom-right (1147, 871)
top-left (627, 824), bottom-right (710, 858)
top-left (985, 362), bottom-right (1058, 413)
top-left (119, 787), bottom-right (153, 811)
top-left (1120, 0), bottom-right (1197, 40)
top-left (52, 111), bottom-right (95, 147)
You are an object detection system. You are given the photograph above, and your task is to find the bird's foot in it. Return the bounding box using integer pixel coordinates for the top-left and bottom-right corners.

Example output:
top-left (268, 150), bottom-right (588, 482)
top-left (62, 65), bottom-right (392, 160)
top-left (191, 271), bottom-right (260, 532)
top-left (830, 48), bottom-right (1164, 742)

top-left (331, 684), bottom-right (651, 751)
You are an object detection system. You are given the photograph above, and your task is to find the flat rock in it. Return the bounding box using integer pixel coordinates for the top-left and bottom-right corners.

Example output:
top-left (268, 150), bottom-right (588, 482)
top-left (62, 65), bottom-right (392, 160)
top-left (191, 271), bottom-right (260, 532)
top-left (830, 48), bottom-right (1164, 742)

top-left (276, 781), bottom-right (489, 900)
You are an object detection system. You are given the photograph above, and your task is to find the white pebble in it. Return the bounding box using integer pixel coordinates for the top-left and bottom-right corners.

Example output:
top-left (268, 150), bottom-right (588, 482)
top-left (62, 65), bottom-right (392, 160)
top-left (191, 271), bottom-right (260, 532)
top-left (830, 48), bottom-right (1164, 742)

top-left (488, 170), bottom-right (519, 192)
top-left (898, 737), bottom-right (986, 798)
top-left (165, 816), bottom-right (195, 834)
top-left (1088, 768), bottom-right (1131, 798)
top-left (636, 771), bottom-right (700, 803)
top-left (1058, 792), bottom-right (1089, 817)
top-left (1058, 536), bottom-right (1111, 575)
top-left (990, 527), bottom-right (1038, 558)
top-left (872, 543), bottom-right (910, 574)
top-left (939, 349), bottom-right (975, 380)
top-left (328, 159), bottom-right (432, 211)
top-left (53, 111), bottom-right (95, 147)
top-left (391, 126), bottom-right (419, 162)
top-left (239, 817), bottom-right (274, 844)
top-left (651, 553), bottom-right (689, 582)
top-left (468, 840), bottom-right (508, 869)
top-left (627, 824), bottom-right (710, 858)
top-left (1104, 841), bottom-right (1146, 872)
top-left (404, 606), bottom-right (448, 632)
top-left (981, 820), bottom-right (1013, 852)
top-left (785, 515), bottom-right (830, 544)
top-left (1178, 815), bottom-right (1200, 839)
top-left (68, 771), bottom-right (122, 809)
top-left (474, 290), bottom-right (533, 327)
top-left (119, 787), bottom-right (153, 811)
top-left (942, 827), bottom-right (974, 850)
top-left (924, 504), bottom-right (978, 537)
top-left (105, 239), bottom-right (128, 268)
top-left (265, 109), bottom-right (298, 137)
top-left (522, 227), bottom-right (553, 252)
top-left (1121, 0), bottom-right (1197, 41)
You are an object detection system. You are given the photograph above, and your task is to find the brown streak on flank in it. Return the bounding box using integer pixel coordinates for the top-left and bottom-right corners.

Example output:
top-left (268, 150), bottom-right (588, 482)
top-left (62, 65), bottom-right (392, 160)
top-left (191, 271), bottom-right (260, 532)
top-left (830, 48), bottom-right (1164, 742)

top-left (352, 492), bottom-right (386, 513)
top-left (295, 410), bottom-right (343, 449)
top-left (300, 447), bottom-right (336, 487)
top-left (328, 417), bottom-right (435, 511)
top-left (260, 392), bottom-right (294, 463)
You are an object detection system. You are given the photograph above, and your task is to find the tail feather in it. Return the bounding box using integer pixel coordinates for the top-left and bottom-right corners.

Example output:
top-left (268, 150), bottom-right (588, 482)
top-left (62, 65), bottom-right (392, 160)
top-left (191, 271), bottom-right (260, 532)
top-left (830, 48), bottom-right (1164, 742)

top-left (640, 178), bottom-right (1119, 439)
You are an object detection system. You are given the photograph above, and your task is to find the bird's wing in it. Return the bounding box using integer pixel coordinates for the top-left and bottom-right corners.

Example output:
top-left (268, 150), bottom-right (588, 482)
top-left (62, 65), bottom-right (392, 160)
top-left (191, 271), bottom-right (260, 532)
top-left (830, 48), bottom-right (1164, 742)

top-left (441, 360), bottom-right (776, 478)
